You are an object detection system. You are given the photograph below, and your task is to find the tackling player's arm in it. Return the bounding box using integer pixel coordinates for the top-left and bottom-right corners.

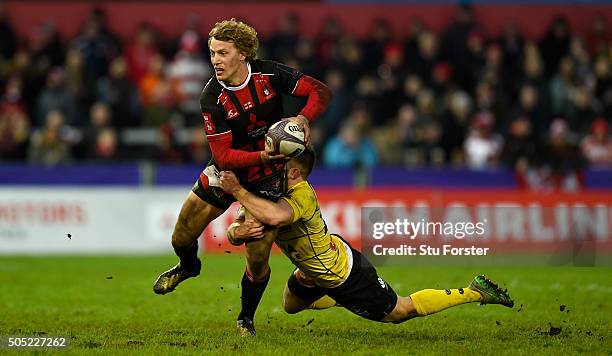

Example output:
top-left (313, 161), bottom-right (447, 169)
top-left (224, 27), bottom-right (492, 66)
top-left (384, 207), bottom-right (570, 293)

top-left (227, 216), bottom-right (266, 245)
top-left (219, 171), bottom-right (294, 228)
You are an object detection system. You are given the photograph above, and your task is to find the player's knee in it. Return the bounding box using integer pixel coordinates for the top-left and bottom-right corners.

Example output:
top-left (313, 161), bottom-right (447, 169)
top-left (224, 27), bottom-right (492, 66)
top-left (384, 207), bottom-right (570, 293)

top-left (247, 263), bottom-right (270, 282)
top-left (282, 296), bottom-right (301, 314)
top-left (395, 296), bottom-right (418, 320)
top-left (245, 247), bottom-right (271, 277)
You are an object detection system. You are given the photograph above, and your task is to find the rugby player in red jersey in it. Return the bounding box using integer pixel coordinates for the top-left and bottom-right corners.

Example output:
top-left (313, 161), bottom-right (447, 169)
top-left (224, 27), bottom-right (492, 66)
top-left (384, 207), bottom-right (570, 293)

top-left (153, 19), bottom-right (331, 335)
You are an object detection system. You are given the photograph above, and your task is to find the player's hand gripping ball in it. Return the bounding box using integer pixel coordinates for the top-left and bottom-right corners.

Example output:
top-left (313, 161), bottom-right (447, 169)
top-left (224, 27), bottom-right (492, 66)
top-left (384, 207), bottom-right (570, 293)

top-left (265, 119), bottom-right (306, 158)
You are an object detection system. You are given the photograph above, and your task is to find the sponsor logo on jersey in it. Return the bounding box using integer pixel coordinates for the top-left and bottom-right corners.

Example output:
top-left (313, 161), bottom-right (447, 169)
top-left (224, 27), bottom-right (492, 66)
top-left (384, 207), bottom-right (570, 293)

top-left (201, 113), bottom-right (216, 134)
top-left (378, 277), bottom-right (387, 289)
top-left (226, 109), bottom-right (238, 119)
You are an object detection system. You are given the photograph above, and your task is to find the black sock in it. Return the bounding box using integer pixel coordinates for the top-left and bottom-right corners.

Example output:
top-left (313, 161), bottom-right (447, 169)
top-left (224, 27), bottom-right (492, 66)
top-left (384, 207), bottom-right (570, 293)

top-left (174, 242), bottom-right (199, 271)
top-left (238, 269), bottom-right (270, 321)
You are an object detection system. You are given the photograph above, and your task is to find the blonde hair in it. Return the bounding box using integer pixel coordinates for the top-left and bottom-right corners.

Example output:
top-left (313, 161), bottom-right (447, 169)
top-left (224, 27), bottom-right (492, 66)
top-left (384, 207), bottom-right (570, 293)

top-left (208, 18), bottom-right (259, 61)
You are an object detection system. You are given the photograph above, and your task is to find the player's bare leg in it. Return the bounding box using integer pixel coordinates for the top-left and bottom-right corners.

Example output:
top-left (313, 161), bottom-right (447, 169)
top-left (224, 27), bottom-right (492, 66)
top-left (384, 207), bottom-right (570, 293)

top-left (282, 272), bottom-right (337, 314)
top-left (382, 275), bottom-right (514, 323)
top-left (236, 220), bottom-right (276, 336)
top-left (153, 192), bottom-right (224, 294)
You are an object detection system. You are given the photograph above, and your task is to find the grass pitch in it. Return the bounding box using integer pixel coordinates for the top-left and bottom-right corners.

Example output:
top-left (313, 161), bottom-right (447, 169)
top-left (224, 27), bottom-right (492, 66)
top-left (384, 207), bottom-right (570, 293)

top-left (0, 254), bottom-right (610, 355)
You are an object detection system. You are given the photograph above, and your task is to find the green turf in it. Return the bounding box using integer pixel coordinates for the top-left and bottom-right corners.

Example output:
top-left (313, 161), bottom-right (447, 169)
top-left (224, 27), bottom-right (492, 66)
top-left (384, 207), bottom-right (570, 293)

top-left (0, 254), bottom-right (610, 355)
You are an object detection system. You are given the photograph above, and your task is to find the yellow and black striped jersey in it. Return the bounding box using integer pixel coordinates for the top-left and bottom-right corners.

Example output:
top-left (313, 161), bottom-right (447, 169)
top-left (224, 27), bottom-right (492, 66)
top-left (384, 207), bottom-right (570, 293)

top-left (276, 181), bottom-right (351, 288)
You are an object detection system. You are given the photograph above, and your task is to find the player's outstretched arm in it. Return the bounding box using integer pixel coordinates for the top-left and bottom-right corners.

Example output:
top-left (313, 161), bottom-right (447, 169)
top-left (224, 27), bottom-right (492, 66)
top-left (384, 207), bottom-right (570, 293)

top-left (219, 171), bottom-right (293, 227)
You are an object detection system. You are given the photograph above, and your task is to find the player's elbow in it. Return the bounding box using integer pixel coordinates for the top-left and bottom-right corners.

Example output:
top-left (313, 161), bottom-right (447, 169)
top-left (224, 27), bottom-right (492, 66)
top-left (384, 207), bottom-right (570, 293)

top-left (262, 209), bottom-right (292, 228)
top-left (321, 84), bottom-right (333, 104)
top-left (262, 216), bottom-right (284, 228)
top-left (214, 154), bottom-right (232, 170)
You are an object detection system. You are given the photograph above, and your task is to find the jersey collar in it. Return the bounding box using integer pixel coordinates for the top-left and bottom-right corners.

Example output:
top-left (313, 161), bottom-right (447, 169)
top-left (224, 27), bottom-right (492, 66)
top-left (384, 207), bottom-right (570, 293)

top-left (217, 62), bottom-right (251, 91)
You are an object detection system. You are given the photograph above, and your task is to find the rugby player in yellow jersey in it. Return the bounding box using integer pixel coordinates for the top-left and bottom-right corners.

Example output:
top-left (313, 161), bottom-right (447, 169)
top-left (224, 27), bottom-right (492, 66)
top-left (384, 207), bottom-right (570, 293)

top-left (219, 147), bottom-right (513, 324)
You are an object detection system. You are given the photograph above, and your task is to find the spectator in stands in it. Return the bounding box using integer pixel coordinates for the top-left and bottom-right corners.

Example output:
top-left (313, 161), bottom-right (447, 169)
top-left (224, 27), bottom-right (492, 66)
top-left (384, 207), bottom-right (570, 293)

top-left (90, 127), bottom-right (119, 162)
top-left (461, 30), bottom-right (486, 92)
top-left (72, 14), bottom-right (120, 87)
top-left (440, 90), bottom-right (472, 164)
top-left (464, 111), bottom-right (503, 169)
top-left (593, 56), bottom-right (612, 118)
top-left (500, 22), bottom-right (524, 88)
top-left (311, 69), bottom-right (352, 149)
top-left (407, 30), bottom-right (439, 85)
top-left (581, 118), bottom-right (612, 166)
top-left (567, 86), bottom-right (599, 134)
top-left (124, 22), bottom-right (161, 85)
top-left (139, 55), bottom-right (178, 127)
top-left (362, 18), bottom-right (392, 70)
top-left (168, 30), bottom-right (211, 126)
top-left (413, 89), bottom-right (444, 165)
top-left (0, 0), bottom-right (16, 61)
top-left (354, 75), bottom-right (385, 125)
top-left (502, 115), bottom-right (538, 174)
top-left (539, 16), bottom-right (571, 78)
top-left (156, 123), bottom-right (185, 163)
top-left (35, 67), bottom-right (75, 126)
top-left (373, 103), bottom-right (441, 167)
top-left (315, 16), bottom-right (343, 65)
top-left (536, 118), bottom-right (586, 191)
top-left (76, 102), bottom-right (112, 159)
top-left (28, 22), bottom-right (64, 70)
top-left (516, 84), bottom-right (548, 135)
top-left (430, 61), bottom-right (454, 97)
top-left (442, 5), bottom-right (477, 90)
top-left (324, 122), bottom-right (378, 169)
top-left (480, 43), bottom-right (503, 89)
top-left (378, 42), bottom-right (406, 120)
top-left (550, 56), bottom-right (577, 119)
top-left (0, 79), bottom-right (29, 160)
top-left (401, 74), bottom-right (423, 106)
top-left (402, 17), bottom-right (425, 66)
top-left (267, 12), bottom-right (300, 61)
top-left (28, 110), bottom-right (74, 165)
top-left (97, 57), bottom-right (141, 127)
top-left (586, 13), bottom-right (609, 56)
top-left (295, 38), bottom-right (324, 80)
top-left (372, 103), bottom-right (418, 166)
top-left (333, 35), bottom-right (365, 88)
top-left (64, 48), bottom-right (87, 121)
top-left (569, 37), bottom-right (593, 85)
top-left (474, 81), bottom-right (507, 130)
top-left (0, 76), bottom-right (26, 115)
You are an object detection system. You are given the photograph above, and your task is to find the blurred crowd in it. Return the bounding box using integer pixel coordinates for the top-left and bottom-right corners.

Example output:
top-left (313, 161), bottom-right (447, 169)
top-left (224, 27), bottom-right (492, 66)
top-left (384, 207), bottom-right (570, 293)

top-left (0, 4), bottom-right (611, 188)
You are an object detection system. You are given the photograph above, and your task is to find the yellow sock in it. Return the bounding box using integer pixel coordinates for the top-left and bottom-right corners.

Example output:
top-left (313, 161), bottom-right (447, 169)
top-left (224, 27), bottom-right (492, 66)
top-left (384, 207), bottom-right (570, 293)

top-left (307, 295), bottom-right (337, 310)
top-left (409, 288), bottom-right (482, 316)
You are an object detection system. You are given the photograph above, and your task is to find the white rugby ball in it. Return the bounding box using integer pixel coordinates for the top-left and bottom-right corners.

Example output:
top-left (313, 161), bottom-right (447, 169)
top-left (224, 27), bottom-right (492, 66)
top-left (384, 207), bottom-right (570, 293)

top-left (265, 119), bottom-right (306, 157)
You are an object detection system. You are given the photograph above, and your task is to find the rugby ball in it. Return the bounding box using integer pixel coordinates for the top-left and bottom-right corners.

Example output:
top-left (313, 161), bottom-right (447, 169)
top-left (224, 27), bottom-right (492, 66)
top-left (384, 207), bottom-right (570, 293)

top-left (265, 119), bottom-right (306, 157)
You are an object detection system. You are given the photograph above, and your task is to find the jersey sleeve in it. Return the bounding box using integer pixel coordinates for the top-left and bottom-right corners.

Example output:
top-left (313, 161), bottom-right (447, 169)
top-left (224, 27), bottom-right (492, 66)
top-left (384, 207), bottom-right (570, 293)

top-left (265, 60), bottom-right (332, 122)
top-left (200, 86), bottom-right (230, 137)
top-left (269, 61), bottom-right (304, 95)
top-left (282, 183), bottom-right (316, 223)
